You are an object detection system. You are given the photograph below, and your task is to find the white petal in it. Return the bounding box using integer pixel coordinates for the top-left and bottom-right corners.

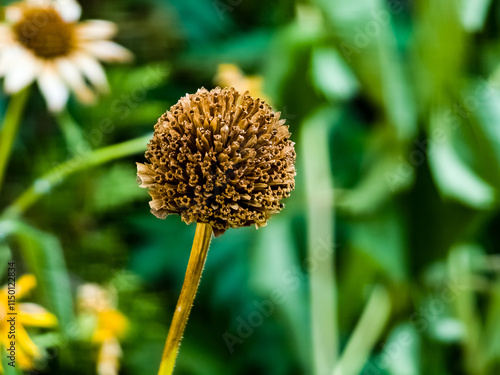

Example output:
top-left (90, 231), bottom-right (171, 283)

top-left (75, 20), bottom-right (117, 40)
top-left (37, 63), bottom-right (70, 112)
top-left (71, 52), bottom-right (109, 92)
top-left (80, 41), bottom-right (133, 63)
top-left (5, 4), bottom-right (24, 23)
top-left (54, 0), bottom-right (81, 22)
top-left (0, 26), bottom-right (14, 47)
top-left (55, 57), bottom-right (95, 104)
top-left (0, 47), bottom-right (20, 76)
top-left (4, 51), bottom-right (39, 93)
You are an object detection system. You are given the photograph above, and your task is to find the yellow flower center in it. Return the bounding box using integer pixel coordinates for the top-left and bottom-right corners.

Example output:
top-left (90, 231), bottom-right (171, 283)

top-left (14, 7), bottom-right (75, 59)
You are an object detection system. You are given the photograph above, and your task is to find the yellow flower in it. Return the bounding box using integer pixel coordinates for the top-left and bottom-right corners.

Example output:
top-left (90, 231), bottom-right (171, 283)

top-left (214, 63), bottom-right (270, 103)
top-left (92, 309), bottom-right (128, 343)
top-left (0, 274), bottom-right (57, 373)
top-left (0, 0), bottom-right (132, 112)
top-left (77, 283), bottom-right (128, 375)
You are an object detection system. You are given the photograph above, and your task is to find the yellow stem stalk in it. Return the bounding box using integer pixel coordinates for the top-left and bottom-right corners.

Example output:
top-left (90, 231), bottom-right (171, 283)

top-left (158, 222), bottom-right (213, 375)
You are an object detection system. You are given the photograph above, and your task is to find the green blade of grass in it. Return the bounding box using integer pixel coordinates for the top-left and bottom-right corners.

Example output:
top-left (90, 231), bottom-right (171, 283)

top-left (332, 285), bottom-right (391, 375)
top-left (301, 108), bottom-right (338, 374)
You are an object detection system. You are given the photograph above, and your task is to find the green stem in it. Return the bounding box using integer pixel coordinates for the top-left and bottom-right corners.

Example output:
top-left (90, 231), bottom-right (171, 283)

top-left (2, 133), bottom-right (151, 218)
top-left (55, 108), bottom-right (91, 154)
top-left (301, 109), bottom-right (338, 374)
top-left (0, 87), bottom-right (30, 194)
top-left (331, 286), bottom-right (391, 375)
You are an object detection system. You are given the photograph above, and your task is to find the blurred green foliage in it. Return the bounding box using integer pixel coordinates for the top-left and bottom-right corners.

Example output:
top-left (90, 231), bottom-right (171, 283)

top-left (1, 0), bottom-right (500, 374)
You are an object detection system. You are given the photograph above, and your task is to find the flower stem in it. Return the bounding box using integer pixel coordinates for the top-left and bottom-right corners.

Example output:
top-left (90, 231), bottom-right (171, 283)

top-left (158, 222), bottom-right (213, 375)
top-left (2, 134), bottom-right (152, 218)
top-left (0, 87), bottom-right (30, 194)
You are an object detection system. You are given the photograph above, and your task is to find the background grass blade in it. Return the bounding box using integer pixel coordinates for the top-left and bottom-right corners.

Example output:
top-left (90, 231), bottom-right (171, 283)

top-left (332, 285), bottom-right (391, 375)
top-left (301, 108), bottom-right (338, 374)
top-left (9, 221), bottom-right (74, 330)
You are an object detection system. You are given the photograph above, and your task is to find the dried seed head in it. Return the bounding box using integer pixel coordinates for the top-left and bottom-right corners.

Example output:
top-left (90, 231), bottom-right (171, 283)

top-left (137, 87), bottom-right (296, 237)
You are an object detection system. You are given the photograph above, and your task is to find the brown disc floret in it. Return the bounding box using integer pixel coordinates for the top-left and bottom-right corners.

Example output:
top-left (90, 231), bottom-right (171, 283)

top-left (14, 7), bottom-right (75, 59)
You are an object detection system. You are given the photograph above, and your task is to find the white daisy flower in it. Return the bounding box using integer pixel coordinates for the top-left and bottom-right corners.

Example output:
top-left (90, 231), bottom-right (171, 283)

top-left (0, 0), bottom-right (133, 112)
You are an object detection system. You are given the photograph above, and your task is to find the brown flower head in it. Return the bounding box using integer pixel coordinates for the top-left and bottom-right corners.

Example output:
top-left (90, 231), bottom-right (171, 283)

top-left (137, 87), bottom-right (296, 236)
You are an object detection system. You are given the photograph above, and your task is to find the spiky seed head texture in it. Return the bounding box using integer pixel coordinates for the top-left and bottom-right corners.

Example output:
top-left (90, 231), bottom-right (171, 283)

top-left (137, 87), bottom-right (296, 236)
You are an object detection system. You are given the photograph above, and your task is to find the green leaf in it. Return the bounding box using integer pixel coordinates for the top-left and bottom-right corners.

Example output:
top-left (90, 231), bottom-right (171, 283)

top-left (311, 47), bottom-right (359, 101)
top-left (9, 221), bottom-right (74, 330)
top-left (459, 0), bottom-right (492, 31)
top-left (74, 63), bottom-right (170, 130)
top-left (429, 317), bottom-right (465, 343)
top-left (0, 243), bottom-right (12, 280)
top-left (482, 281), bottom-right (500, 369)
top-left (384, 324), bottom-right (421, 375)
top-left (1, 346), bottom-right (23, 375)
top-left (349, 203), bottom-right (408, 281)
top-left (314, 0), bottom-right (417, 140)
top-left (467, 82), bottom-right (500, 188)
top-left (91, 164), bottom-right (146, 212)
top-left (428, 108), bottom-right (496, 209)
top-left (250, 217), bottom-right (311, 372)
